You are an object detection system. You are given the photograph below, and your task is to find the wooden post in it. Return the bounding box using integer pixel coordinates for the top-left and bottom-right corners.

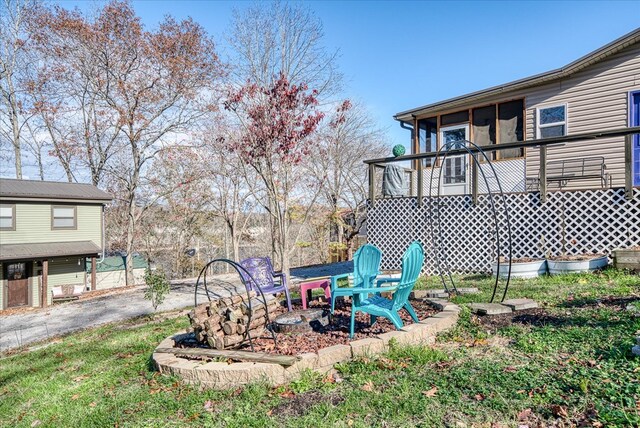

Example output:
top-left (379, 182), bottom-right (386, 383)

top-left (417, 160), bottom-right (423, 206)
top-left (369, 163), bottom-right (376, 208)
top-left (91, 256), bottom-right (97, 291)
top-left (540, 146), bottom-right (547, 203)
top-left (41, 260), bottom-right (48, 308)
top-left (625, 134), bottom-right (633, 200)
top-left (471, 160), bottom-right (479, 205)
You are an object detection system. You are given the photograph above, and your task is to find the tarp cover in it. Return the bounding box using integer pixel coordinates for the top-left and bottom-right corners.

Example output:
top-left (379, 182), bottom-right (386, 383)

top-left (382, 164), bottom-right (406, 196)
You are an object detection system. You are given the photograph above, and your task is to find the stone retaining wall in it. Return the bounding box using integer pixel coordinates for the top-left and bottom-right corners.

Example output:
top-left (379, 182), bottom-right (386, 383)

top-left (152, 301), bottom-right (461, 389)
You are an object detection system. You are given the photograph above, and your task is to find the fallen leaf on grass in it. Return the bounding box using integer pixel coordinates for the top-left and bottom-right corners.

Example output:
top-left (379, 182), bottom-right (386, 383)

top-left (361, 381), bottom-right (375, 392)
top-left (474, 393), bottom-right (485, 401)
top-left (89, 402), bottom-right (96, 408)
top-left (517, 408), bottom-right (532, 421)
top-left (279, 389), bottom-right (295, 399)
top-left (550, 404), bottom-right (568, 418)
top-left (71, 394), bottom-right (80, 400)
top-left (504, 366), bottom-right (517, 373)
top-left (422, 386), bottom-right (438, 397)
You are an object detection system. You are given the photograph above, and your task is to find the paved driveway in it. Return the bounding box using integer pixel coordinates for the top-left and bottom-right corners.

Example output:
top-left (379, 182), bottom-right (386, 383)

top-left (0, 261), bottom-right (353, 352)
top-left (0, 275), bottom-right (246, 352)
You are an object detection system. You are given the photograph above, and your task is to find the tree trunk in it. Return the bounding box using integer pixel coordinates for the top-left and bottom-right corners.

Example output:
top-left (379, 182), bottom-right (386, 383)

top-left (125, 193), bottom-right (136, 286)
top-left (11, 112), bottom-right (22, 179)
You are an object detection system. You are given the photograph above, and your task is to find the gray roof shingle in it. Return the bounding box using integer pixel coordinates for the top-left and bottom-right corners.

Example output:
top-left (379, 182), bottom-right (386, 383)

top-left (0, 241), bottom-right (102, 261)
top-left (0, 178), bottom-right (112, 202)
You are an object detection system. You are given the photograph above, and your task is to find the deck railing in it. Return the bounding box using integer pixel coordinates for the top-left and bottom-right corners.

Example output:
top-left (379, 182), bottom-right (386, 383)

top-left (364, 126), bottom-right (640, 206)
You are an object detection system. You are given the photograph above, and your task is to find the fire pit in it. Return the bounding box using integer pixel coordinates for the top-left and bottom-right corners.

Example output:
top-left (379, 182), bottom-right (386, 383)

top-left (274, 308), bottom-right (329, 333)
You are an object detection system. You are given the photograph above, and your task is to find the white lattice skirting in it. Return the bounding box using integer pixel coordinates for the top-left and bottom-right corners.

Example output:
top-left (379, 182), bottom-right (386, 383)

top-left (367, 188), bottom-right (640, 274)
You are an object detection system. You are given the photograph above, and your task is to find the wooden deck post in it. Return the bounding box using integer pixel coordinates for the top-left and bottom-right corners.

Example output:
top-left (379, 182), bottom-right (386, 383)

top-left (471, 161), bottom-right (479, 205)
top-left (625, 134), bottom-right (633, 200)
top-left (417, 160), bottom-right (423, 206)
top-left (369, 163), bottom-right (376, 208)
top-left (41, 259), bottom-right (48, 308)
top-left (91, 256), bottom-right (97, 291)
top-left (540, 146), bottom-right (548, 203)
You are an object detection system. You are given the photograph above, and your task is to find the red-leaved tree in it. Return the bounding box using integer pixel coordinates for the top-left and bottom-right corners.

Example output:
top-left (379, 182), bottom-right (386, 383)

top-left (225, 72), bottom-right (324, 276)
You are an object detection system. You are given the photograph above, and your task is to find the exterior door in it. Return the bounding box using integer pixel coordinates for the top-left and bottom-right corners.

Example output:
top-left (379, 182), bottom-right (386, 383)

top-left (440, 124), bottom-right (469, 195)
top-left (630, 91), bottom-right (640, 186)
top-left (6, 262), bottom-right (29, 308)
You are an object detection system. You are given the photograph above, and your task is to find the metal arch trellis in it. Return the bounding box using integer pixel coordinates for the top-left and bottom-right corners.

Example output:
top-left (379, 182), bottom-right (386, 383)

top-left (193, 258), bottom-right (277, 351)
top-left (428, 139), bottom-right (513, 303)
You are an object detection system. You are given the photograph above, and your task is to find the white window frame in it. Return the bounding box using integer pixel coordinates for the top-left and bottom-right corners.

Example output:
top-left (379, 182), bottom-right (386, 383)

top-left (0, 204), bottom-right (15, 231)
top-left (51, 205), bottom-right (77, 230)
top-left (536, 103), bottom-right (567, 139)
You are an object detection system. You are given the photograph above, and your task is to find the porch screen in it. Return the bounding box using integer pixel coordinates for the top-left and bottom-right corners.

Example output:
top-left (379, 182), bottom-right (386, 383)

top-left (472, 106), bottom-right (496, 162)
top-left (418, 117), bottom-right (437, 167)
top-left (498, 100), bottom-right (524, 159)
top-left (440, 110), bottom-right (469, 126)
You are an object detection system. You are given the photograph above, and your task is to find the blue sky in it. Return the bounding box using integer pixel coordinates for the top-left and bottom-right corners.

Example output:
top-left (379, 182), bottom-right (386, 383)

top-left (47, 0), bottom-right (640, 157)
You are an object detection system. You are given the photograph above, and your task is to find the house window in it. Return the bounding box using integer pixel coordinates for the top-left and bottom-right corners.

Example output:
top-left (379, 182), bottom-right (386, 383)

top-left (0, 204), bottom-right (15, 230)
top-left (52, 206), bottom-right (77, 229)
top-left (444, 156), bottom-right (466, 184)
top-left (537, 104), bottom-right (567, 138)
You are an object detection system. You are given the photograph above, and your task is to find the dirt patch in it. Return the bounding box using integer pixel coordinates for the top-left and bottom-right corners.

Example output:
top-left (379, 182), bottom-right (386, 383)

top-left (560, 295), bottom-right (640, 309)
top-left (498, 257), bottom-right (543, 263)
top-left (270, 390), bottom-right (344, 417)
top-left (474, 296), bottom-right (640, 332)
top-left (244, 298), bottom-right (437, 355)
top-left (546, 254), bottom-right (605, 261)
top-left (475, 308), bottom-right (565, 332)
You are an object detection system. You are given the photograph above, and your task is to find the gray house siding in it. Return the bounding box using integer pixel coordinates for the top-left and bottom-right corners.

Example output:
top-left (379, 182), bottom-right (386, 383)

top-left (524, 42), bottom-right (640, 189)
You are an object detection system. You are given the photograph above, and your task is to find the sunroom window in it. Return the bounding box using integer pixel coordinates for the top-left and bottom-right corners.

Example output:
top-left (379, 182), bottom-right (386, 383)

top-left (537, 104), bottom-right (566, 138)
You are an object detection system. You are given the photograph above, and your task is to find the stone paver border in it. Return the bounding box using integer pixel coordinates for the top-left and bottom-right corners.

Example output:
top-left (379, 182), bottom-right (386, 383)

top-left (152, 301), bottom-right (461, 389)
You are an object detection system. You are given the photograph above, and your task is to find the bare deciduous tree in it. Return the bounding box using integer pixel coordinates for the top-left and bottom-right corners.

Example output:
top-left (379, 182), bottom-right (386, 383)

top-left (309, 100), bottom-right (390, 257)
top-left (228, 1), bottom-right (341, 99)
top-left (0, 0), bottom-right (39, 178)
top-left (39, 0), bottom-right (225, 284)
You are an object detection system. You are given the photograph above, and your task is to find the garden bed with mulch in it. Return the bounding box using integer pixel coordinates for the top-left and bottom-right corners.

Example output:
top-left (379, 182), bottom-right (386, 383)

top-left (175, 298), bottom-right (437, 356)
top-left (240, 298), bottom-right (437, 355)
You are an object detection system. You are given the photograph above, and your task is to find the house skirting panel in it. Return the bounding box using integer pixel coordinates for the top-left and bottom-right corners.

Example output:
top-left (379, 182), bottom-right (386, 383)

top-left (367, 187), bottom-right (640, 274)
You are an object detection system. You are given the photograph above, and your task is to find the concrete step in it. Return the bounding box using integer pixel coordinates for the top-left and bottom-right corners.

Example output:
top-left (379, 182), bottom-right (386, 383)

top-left (469, 303), bottom-right (513, 315)
top-left (501, 298), bottom-right (539, 311)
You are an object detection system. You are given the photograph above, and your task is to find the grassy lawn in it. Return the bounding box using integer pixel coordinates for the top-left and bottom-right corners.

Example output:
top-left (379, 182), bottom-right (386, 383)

top-left (1, 269), bottom-right (639, 427)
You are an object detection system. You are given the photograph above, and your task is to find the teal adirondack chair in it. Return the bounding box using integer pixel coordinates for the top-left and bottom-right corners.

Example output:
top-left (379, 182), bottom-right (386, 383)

top-left (349, 241), bottom-right (424, 338)
top-left (330, 244), bottom-right (382, 315)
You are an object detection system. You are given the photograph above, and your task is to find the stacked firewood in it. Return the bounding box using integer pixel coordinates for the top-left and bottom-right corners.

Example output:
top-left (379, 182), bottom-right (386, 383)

top-left (187, 291), bottom-right (279, 350)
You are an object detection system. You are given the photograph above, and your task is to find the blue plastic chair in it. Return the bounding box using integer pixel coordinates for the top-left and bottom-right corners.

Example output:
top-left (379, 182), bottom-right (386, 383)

top-left (348, 241), bottom-right (424, 338)
top-left (330, 244), bottom-right (382, 315)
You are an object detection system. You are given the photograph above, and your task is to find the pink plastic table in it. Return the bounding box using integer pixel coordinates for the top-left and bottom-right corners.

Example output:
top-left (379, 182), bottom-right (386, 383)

top-left (299, 276), bottom-right (332, 309)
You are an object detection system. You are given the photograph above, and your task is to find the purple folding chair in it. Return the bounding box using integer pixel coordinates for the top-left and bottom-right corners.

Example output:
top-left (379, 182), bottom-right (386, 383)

top-left (239, 257), bottom-right (292, 311)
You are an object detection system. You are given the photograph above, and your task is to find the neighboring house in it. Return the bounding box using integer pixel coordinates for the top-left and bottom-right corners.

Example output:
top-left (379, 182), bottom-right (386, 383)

top-left (394, 28), bottom-right (640, 194)
top-left (0, 179), bottom-right (112, 310)
top-left (86, 255), bottom-right (148, 290)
